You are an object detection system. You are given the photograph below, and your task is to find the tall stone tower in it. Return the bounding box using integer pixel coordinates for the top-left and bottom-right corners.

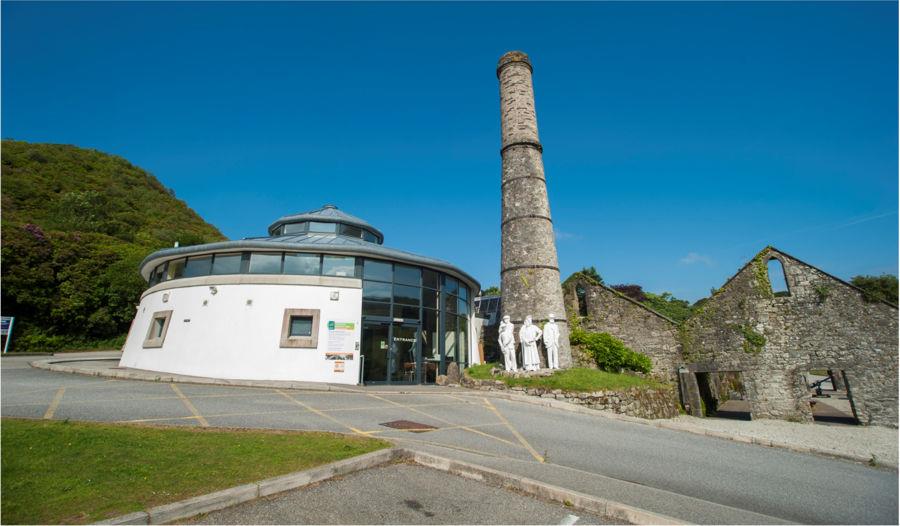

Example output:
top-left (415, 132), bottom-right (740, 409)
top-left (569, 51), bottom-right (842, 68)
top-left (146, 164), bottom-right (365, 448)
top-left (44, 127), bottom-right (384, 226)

top-left (497, 50), bottom-right (571, 368)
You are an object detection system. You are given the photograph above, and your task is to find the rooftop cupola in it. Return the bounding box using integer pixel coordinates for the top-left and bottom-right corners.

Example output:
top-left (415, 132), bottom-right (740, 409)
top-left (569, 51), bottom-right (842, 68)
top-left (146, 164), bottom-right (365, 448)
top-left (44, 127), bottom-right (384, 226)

top-left (266, 204), bottom-right (384, 244)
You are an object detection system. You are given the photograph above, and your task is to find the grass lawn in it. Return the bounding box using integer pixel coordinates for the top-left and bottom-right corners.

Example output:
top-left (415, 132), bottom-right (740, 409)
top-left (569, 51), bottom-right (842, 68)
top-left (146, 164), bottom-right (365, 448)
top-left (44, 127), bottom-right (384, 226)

top-left (467, 363), bottom-right (664, 391)
top-left (1, 418), bottom-right (389, 524)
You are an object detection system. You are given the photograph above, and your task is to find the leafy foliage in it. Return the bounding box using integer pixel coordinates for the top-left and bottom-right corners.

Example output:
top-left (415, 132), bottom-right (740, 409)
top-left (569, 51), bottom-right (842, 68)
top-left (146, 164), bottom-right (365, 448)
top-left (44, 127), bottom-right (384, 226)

top-left (465, 364), bottom-right (661, 391)
top-left (480, 285), bottom-right (501, 296)
top-left (850, 274), bottom-right (898, 305)
top-left (1, 140), bottom-right (225, 351)
top-left (569, 328), bottom-right (652, 374)
top-left (642, 292), bottom-right (694, 323)
top-left (739, 324), bottom-right (766, 354)
top-left (578, 266), bottom-right (603, 284)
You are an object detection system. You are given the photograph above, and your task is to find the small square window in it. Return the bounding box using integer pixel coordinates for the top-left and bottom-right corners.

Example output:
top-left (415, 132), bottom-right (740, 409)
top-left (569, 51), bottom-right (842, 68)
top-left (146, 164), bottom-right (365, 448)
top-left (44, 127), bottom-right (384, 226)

top-left (280, 308), bottom-right (320, 348)
top-left (289, 316), bottom-right (313, 337)
top-left (143, 310), bottom-right (173, 348)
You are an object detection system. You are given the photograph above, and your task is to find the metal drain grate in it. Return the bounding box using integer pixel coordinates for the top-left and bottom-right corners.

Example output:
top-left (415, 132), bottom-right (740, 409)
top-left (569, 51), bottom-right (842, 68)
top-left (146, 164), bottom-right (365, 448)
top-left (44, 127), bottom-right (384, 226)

top-left (380, 420), bottom-right (438, 433)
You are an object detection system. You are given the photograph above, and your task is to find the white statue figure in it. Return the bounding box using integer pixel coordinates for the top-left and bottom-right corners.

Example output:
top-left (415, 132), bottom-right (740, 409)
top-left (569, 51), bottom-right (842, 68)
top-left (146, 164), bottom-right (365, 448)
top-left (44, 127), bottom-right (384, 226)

top-left (519, 315), bottom-right (543, 372)
top-left (543, 314), bottom-right (560, 370)
top-left (498, 315), bottom-right (517, 371)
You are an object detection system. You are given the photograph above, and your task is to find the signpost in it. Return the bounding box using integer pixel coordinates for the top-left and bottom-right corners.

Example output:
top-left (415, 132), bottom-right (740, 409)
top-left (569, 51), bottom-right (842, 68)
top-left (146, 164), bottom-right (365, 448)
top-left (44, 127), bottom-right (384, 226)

top-left (1, 316), bottom-right (15, 354)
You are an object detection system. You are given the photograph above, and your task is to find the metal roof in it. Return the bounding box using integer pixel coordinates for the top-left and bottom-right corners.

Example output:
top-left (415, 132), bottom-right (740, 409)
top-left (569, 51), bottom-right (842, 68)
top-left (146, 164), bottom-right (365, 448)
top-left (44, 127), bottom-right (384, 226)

top-left (266, 204), bottom-right (384, 242)
top-left (138, 231), bottom-right (480, 291)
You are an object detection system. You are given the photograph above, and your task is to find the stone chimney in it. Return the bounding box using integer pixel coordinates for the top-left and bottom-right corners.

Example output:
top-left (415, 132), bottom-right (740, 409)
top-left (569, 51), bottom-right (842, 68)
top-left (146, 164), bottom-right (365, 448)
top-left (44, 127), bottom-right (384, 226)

top-left (497, 51), bottom-right (571, 368)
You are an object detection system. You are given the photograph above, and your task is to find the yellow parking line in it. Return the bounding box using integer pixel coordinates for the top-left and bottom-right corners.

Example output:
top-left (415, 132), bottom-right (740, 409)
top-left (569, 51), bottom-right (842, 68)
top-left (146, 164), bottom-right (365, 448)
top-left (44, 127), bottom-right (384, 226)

top-left (391, 435), bottom-right (518, 460)
top-left (483, 398), bottom-right (544, 463)
top-left (368, 393), bottom-right (519, 447)
top-left (170, 384), bottom-right (209, 427)
top-left (13, 379), bottom-right (119, 396)
top-left (275, 389), bottom-right (367, 436)
top-left (43, 388), bottom-right (66, 419)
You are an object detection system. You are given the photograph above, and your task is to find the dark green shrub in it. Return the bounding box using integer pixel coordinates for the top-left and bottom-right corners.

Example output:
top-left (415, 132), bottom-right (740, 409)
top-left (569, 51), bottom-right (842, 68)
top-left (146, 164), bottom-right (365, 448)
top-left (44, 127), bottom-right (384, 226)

top-left (570, 328), bottom-right (652, 374)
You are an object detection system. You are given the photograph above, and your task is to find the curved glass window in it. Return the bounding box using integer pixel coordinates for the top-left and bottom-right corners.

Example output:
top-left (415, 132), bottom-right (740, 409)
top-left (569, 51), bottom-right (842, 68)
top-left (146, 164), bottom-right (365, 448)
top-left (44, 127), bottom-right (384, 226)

top-left (443, 275), bottom-right (458, 296)
top-left (340, 224), bottom-right (362, 239)
top-left (211, 253), bottom-right (242, 275)
top-left (422, 288), bottom-right (439, 310)
top-left (150, 264), bottom-right (166, 286)
top-left (393, 284), bottom-right (420, 306)
top-left (363, 230), bottom-right (379, 243)
top-left (422, 269), bottom-right (439, 289)
top-left (308, 222), bottom-right (337, 233)
top-left (166, 259), bottom-right (185, 281)
top-left (362, 301), bottom-right (390, 316)
top-left (394, 264), bottom-right (421, 287)
top-left (323, 255), bottom-right (356, 277)
top-left (363, 281), bottom-right (392, 302)
top-left (183, 255), bottom-right (212, 278)
top-left (283, 222), bottom-right (307, 235)
top-left (364, 259), bottom-right (392, 282)
top-left (249, 253), bottom-right (282, 274)
top-left (284, 253), bottom-right (320, 275)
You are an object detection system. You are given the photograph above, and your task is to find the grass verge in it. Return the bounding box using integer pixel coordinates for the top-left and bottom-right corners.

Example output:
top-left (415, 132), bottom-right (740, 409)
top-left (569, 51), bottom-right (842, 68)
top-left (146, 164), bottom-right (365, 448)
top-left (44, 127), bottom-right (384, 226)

top-left (1, 418), bottom-right (389, 524)
top-left (467, 363), bottom-right (663, 391)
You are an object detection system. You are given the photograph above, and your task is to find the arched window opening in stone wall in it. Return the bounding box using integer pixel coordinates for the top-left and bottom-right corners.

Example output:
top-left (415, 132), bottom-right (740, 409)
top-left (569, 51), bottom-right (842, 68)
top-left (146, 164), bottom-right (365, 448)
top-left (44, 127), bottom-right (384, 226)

top-left (767, 258), bottom-right (790, 296)
top-left (576, 285), bottom-right (588, 316)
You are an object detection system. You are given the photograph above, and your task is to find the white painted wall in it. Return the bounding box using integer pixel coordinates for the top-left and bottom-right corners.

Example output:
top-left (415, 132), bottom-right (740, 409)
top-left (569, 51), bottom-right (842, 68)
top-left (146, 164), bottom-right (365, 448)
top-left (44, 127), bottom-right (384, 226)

top-left (120, 283), bottom-right (362, 384)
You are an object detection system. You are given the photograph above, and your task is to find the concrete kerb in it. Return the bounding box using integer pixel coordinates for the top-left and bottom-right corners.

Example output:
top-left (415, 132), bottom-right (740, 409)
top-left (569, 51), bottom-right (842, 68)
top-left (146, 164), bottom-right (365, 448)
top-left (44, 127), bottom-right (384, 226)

top-left (466, 388), bottom-right (897, 469)
top-left (96, 445), bottom-right (684, 526)
top-left (94, 447), bottom-right (402, 525)
top-left (402, 448), bottom-right (686, 525)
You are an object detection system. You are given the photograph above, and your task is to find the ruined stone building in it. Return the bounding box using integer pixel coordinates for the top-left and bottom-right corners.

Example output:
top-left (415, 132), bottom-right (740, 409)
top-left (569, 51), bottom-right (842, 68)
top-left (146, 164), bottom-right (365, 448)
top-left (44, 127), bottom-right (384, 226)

top-left (678, 246), bottom-right (898, 427)
top-left (559, 247), bottom-right (898, 428)
top-left (562, 275), bottom-right (680, 382)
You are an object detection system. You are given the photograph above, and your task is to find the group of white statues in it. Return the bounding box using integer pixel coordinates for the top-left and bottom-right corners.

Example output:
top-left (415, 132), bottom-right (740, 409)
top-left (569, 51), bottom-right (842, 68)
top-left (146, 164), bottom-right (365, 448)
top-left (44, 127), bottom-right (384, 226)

top-left (497, 314), bottom-right (560, 372)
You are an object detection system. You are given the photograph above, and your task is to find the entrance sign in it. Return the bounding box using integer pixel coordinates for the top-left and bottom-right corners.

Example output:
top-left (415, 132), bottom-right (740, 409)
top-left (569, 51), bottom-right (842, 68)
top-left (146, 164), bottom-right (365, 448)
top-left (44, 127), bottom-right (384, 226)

top-left (1, 317), bottom-right (14, 354)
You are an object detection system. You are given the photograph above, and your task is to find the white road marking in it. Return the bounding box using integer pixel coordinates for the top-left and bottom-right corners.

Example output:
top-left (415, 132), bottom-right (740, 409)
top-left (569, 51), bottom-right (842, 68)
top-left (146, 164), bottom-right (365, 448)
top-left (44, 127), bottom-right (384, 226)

top-left (559, 513), bottom-right (580, 525)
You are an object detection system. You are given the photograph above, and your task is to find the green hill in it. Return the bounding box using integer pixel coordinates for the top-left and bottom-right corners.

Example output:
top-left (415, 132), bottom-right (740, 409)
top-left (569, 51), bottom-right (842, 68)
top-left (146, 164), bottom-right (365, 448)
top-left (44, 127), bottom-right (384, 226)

top-left (1, 140), bottom-right (225, 351)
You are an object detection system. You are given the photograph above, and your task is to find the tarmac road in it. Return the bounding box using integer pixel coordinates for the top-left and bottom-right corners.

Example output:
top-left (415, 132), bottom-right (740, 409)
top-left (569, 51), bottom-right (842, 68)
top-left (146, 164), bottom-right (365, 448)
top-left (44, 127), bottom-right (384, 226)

top-left (2, 355), bottom-right (896, 524)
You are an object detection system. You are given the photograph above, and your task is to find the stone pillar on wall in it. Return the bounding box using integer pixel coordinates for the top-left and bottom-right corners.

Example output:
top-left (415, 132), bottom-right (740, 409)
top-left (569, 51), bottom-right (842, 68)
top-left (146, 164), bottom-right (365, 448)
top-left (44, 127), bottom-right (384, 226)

top-left (497, 51), bottom-right (571, 368)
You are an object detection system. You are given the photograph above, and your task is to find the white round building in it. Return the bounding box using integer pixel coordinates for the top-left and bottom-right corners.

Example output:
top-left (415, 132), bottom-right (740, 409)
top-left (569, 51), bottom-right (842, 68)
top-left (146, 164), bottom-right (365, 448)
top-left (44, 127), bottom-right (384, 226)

top-left (119, 205), bottom-right (480, 385)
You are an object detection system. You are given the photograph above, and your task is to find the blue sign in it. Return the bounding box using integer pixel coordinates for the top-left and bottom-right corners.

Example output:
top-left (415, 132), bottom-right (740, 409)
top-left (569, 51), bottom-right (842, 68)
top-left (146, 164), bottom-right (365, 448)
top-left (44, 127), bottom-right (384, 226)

top-left (2, 316), bottom-right (14, 353)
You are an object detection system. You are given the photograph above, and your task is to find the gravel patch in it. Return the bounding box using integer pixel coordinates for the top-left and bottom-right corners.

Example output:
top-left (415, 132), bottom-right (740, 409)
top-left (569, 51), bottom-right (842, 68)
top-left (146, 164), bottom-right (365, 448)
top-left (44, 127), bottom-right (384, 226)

top-left (664, 415), bottom-right (898, 466)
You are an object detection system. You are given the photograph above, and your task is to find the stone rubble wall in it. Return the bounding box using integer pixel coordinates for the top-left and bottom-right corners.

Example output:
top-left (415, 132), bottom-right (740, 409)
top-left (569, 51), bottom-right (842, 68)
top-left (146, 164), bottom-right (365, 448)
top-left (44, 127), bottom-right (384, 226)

top-left (562, 277), bottom-right (681, 381)
top-left (680, 247), bottom-right (899, 427)
top-left (461, 374), bottom-right (679, 420)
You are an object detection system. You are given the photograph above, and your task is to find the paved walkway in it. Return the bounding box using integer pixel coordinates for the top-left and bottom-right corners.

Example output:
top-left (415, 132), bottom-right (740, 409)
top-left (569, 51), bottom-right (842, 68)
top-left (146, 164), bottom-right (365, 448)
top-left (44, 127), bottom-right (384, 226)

top-left (3, 353), bottom-right (897, 524)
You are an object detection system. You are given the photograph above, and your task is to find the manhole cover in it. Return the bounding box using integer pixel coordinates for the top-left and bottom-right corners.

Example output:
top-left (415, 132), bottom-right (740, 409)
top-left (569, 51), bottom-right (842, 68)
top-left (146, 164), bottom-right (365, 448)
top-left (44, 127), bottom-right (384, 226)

top-left (380, 420), bottom-right (437, 433)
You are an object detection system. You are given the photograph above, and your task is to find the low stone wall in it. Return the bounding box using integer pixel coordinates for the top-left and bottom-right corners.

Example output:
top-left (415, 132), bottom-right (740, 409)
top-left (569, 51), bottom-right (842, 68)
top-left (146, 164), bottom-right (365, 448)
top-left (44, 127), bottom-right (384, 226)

top-left (462, 375), bottom-right (679, 420)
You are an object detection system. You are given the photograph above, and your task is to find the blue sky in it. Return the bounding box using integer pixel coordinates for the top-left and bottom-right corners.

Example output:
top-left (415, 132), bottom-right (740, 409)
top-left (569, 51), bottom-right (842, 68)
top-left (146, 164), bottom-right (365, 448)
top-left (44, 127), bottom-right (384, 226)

top-left (3, 2), bottom-right (897, 301)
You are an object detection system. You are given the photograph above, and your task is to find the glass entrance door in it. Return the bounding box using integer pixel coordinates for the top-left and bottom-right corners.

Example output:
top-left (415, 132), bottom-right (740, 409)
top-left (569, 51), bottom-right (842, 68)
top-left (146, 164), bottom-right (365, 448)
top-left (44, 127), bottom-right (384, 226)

top-left (362, 321), bottom-right (420, 384)
top-left (362, 322), bottom-right (390, 384)
top-left (391, 323), bottom-right (419, 383)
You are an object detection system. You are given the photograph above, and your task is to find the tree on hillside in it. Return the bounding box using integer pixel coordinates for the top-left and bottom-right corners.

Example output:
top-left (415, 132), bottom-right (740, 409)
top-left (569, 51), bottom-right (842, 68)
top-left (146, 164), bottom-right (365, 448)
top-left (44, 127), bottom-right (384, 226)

top-left (1, 140), bottom-right (225, 352)
top-left (850, 274), bottom-right (898, 305)
top-left (480, 286), bottom-right (501, 296)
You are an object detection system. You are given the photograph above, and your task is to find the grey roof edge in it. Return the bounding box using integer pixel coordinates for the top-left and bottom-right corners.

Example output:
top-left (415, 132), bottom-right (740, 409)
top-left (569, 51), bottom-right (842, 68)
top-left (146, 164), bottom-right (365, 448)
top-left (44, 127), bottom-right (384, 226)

top-left (716, 246), bottom-right (899, 310)
top-left (266, 206), bottom-right (384, 241)
top-left (138, 240), bottom-right (480, 292)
